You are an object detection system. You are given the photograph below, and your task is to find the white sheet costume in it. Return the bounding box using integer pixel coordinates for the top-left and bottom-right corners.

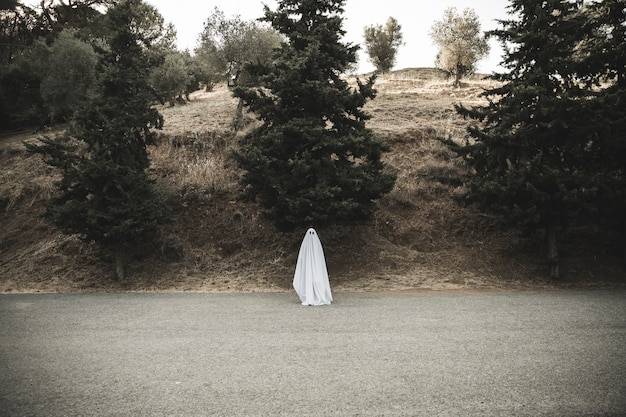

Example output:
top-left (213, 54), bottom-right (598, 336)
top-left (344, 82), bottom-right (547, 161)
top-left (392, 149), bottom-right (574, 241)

top-left (293, 228), bottom-right (333, 306)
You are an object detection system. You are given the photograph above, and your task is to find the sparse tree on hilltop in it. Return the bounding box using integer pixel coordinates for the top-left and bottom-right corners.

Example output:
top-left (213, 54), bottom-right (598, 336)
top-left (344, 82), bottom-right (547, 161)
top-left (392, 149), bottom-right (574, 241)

top-left (363, 17), bottom-right (404, 74)
top-left (232, 0), bottom-right (396, 231)
top-left (430, 7), bottom-right (489, 87)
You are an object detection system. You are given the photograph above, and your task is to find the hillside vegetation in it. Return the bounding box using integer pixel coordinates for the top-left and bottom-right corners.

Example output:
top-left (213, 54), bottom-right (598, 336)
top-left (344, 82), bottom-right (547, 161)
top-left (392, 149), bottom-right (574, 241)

top-left (1, 69), bottom-right (624, 293)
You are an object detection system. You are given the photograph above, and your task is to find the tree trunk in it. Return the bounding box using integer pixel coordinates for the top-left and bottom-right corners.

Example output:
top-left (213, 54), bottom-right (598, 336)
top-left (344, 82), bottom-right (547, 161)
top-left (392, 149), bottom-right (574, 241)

top-left (454, 61), bottom-right (462, 88)
top-left (115, 249), bottom-right (125, 281)
top-left (546, 227), bottom-right (560, 280)
top-left (233, 97), bottom-right (244, 130)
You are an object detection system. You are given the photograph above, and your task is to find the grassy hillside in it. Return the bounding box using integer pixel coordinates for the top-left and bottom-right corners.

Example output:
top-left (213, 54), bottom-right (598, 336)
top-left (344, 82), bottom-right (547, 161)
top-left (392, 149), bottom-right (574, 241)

top-left (1, 69), bottom-right (624, 293)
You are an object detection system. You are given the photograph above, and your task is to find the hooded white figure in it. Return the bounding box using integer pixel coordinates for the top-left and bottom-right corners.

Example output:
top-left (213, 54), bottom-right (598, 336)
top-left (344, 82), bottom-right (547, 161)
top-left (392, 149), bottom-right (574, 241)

top-left (293, 228), bottom-right (333, 306)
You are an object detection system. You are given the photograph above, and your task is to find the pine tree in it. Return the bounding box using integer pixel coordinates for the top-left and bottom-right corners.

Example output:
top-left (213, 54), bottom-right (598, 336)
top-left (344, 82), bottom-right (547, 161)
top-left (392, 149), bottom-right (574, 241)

top-left (576, 0), bottom-right (626, 263)
top-left (443, 0), bottom-right (593, 279)
top-left (232, 0), bottom-right (395, 231)
top-left (27, 0), bottom-right (170, 279)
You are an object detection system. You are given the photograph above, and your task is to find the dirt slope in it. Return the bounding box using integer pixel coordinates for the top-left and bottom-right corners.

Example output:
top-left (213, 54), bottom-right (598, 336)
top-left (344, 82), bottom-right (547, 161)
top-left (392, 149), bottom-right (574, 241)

top-left (1, 69), bottom-right (624, 293)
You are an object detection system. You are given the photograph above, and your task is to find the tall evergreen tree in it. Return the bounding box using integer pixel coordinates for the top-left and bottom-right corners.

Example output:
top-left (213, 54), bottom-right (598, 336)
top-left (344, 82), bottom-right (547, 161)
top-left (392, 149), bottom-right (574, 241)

top-left (443, 0), bottom-right (592, 279)
top-left (27, 0), bottom-right (170, 280)
top-left (576, 0), bottom-right (626, 262)
top-left (232, 0), bottom-right (395, 231)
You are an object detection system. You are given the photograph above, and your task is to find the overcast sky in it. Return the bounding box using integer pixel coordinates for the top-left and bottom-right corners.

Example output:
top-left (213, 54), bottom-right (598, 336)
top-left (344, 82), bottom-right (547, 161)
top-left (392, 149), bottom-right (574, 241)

top-left (25, 0), bottom-right (512, 74)
top-left (143, 0), bottom-right (510, 74)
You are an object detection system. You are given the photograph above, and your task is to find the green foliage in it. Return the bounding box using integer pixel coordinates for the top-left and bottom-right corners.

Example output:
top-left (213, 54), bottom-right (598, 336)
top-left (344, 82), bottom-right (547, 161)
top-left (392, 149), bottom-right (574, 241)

top-left (0, 2), bottom-right (46, 128)
top-left (151, 50), bottom-right (191, 105)
top-left (40, 30), bottom-right (98, 122)
top-left (0, 2), bottom-right (43, 65)
top-left (429, 7), bottom-right (489, 87)
top-left (27, 0), bottom-right (170, 279)
top-left (440, 0), bottom-right (619, 277)
top-left (575, 0), bottom-right (626, 245)
top-left (0, 2), bottom-right (105, 128)
top-left (45, 0), bottom-right (113, 40)
top-left (181, 51), bottom-right (209, 93)
top-left (232, 0), bottom-right (396, 231)
top-left (2, 31), bottom-right (97, 129)
top-left (0, 0), bottom-right (111, 65)
top-left (196, 7), bottom-right (282, 87)
top-left (150, 50), bottom-right (208, 104)
top-left (363, 17), bottom-right (403, 74)
top-left (0, 0), bottom-right (176, 130)
top-left (0, 60), bottom-right (45, 127)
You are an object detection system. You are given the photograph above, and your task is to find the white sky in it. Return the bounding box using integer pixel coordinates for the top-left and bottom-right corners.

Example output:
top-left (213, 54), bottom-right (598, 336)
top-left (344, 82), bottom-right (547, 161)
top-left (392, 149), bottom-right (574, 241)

top-left (143, 0), bottom-right (511, 74)
top-left (23, 0), bottom-right (511, 73)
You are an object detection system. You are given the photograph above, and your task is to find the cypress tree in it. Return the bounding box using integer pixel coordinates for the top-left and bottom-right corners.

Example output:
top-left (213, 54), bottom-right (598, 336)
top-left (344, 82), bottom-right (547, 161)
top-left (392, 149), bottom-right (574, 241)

top-left (232, 0), bottom-right (396, 231)
top-left (443, 0), bottom-right (593, 279)
top-left (27, 0), bottom-right (170, 280)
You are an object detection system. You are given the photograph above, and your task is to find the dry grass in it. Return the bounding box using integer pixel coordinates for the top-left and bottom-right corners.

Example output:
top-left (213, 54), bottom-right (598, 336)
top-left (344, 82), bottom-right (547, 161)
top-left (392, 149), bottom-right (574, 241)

top-left (150, 130), bottom-right (240, 197)
top-left (0, 145), bottom-right (58, 212)
top-left (362, 72), bottom-right (484, 210)
top-left (1, 69), bottom-right (624, 293)
top-left (157, 88), bottom-right (242, 135)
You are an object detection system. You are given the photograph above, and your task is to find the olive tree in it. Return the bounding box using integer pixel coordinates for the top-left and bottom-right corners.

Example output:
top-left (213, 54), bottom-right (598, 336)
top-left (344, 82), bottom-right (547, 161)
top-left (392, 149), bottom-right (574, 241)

top-left (430, 7), bottom-right (489, 87)
top-left (363, 17), bottom-right (403, 74)
top-left (196, 7), bottom-right (282, 87)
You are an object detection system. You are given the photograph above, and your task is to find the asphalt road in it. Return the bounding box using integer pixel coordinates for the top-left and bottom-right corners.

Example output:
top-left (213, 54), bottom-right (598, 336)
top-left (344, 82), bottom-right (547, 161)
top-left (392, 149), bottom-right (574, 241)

top-left (1, 290), bottom-right (625, 417)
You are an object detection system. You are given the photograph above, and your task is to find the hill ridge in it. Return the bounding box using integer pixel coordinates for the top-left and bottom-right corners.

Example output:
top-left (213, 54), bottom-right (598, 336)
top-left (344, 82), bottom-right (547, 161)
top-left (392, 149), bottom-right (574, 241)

top-left (1, 72), bottom-right (623, 292)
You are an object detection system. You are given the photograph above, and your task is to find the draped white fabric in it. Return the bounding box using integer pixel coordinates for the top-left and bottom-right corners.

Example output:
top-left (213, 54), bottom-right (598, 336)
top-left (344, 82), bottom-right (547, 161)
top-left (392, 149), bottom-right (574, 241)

top-left (293, 228), bottom-right (333, 306)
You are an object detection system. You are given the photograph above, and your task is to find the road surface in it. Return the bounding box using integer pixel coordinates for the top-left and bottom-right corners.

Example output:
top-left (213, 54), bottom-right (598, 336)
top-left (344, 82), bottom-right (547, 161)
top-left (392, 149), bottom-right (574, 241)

top-left (1, 290), bottom-right (625, 416)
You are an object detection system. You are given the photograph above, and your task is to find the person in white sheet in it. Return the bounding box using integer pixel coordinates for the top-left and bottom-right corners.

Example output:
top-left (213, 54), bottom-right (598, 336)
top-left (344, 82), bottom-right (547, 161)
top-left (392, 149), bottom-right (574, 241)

top-left (293, 228), bottom-right (333, 306)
